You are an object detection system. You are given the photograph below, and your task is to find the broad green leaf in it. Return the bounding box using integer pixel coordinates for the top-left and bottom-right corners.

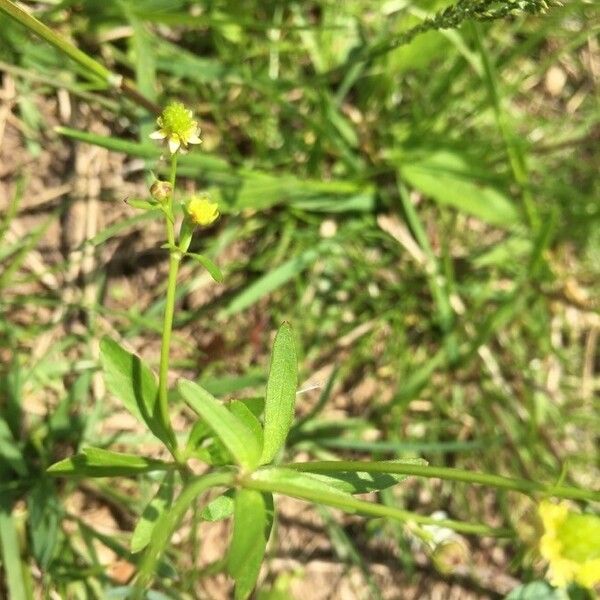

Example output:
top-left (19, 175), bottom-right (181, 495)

top-left (200, 492), bottom-right (235, 522)
top-left (131, 472), bottom-right (175, 553)
top-left (227, 488), bottom-right (268, 600)
top-left (260, 323), bottom-right (298, 465)
top-left (100, 337), bottom-right (174, 448)
top-left (396, 151), bottom-right (519, 227)
top-left (179, 379), bottom-right (261, 470)
top-left (47, 447), bottom-right (174, 478)
top-left (0, 417), bottom-right (27, 476)
top-left (187, 252), bottom-right (224, 282)
top-left (308, 459), bottom-right (428, 495)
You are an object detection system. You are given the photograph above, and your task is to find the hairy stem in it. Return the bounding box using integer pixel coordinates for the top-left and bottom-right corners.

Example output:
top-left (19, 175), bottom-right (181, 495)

top-left (157, 154), bottom-right (180, 452)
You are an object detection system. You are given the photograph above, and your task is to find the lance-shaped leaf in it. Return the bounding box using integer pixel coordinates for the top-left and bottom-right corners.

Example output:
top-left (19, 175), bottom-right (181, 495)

top-left (186, 252), bottom-right (223, 283)
top-left (100, 337), bottom-right (174, 448)
top-left (47, 447), bottom-right (174, 478)
top-left (131, 472), bottom-right (175, 553)
top-left (178, 379), bottom-right (261, 470)
top-left (227, 488), bottom-right (268, 600)
top-left (307, 458), bottom-right (429, 495)
top-left (260, 323), bottom-right (298, 465)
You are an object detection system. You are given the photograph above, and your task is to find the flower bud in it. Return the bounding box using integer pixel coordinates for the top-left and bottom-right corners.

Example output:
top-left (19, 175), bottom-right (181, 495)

top-left (150, 180), bottom-right (172, 203)
top-left (431, 539), bottom-right (469, 576)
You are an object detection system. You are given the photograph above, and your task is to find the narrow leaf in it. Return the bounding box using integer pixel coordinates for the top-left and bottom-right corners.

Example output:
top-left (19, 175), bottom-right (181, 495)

top-left (227, 488), bottom-right (267, 600)
top-left (307, 459), bottom-right (428, 494)
top-left (47, 447), bottom-right (174, 478)
top-left (135, 471), bottom-right (235, 590)
top-left (187, 252), bottom-right (224, 282)
top-left (251, 467), bottom-right (353, 502)
top-left (229, 400), bottom-right (263, 451)
top-left (131, 472), bottom-right (175, 553)
top-left (260, 323), bottom-right (298, 465)
top-left (396, 151), bottom-right (519, 227)
top-left (0, 417), bottom-right (27, 476)
top-left (179, 379), bottom-right (261, 470)
top-left (0, 502), bottom-right (27, 600)
top-left (100, 337), bottom-right (174, 448)
top-left (200, 492), bottom-right (234, 522)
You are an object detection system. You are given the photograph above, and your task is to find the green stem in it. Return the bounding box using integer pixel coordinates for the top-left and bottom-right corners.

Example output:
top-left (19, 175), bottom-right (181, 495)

top-left (0, 0), bottom-right (159, 113)
top-left (286, 461), bottom-right (600, 503)
top-left (243, 477), bottom-right (511, 538)
top-left (157, 154), bottom-right (180, 451)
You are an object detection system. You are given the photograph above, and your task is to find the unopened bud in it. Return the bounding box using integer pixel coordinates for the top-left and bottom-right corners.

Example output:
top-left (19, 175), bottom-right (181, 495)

top-left (150, 180), bottom-right (172, 203)
top-left (431, 539), bottom-right (469, 575)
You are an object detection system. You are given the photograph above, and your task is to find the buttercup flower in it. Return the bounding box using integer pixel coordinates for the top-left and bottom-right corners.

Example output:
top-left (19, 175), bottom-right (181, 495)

top-left (538, 501), bottom-right (600, 589)
top-left (150, 101), bottom-right (202, 154)
top-left (187, 195), bottom-right (219, 227)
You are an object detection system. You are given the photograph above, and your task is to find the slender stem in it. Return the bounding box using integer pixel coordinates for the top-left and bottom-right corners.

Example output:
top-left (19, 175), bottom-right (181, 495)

top-left (243, 477), bottom-right (511, 538)
top-left (157, 154), bottom-right (180, 451)
top-left (286, 461), bottom-right (600, 503)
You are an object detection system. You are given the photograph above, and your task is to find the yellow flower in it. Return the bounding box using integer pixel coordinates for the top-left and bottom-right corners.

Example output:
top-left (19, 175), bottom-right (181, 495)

top-left (538, 501), bottom-right (600, 589)
top-left (187, 195), bottom-right (219, 227)
top-left (150, 101), bottom-right (202, 154)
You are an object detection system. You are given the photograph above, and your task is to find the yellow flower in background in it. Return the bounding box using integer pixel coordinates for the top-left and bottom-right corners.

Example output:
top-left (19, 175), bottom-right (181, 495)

top-left (538, 501), bottom-right (600, 589)
top-left (187, 195), bottom-right (219, 227)
top-left (150, 101), bottom-right (202, 154)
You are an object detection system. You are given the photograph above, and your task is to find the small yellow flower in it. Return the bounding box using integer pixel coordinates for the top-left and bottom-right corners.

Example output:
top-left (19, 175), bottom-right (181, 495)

top-left (150, 101), bottom-right (202, 154)
top-left (538, 501), bottom-right (600, 589)
top-left (187, 195), bottom-right (219, 227)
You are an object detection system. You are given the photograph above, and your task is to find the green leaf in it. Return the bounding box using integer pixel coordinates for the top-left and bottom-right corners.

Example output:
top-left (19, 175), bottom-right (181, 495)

top-left (178, 379), bottom-right (261, 470)
top-left (308, 459), bottom-right (428, 494)
top-left (396, 151), bottom-right (519, 227)
top-left (227, 488), bottom-right (268, 600)
top-left (230, 400), bottom-right (263, 450)
top-left (0, 417), bottom-right (27, 476)
top-left (222, 246), bottom-right (325, 317)
top-left (47, 447), bottom-right (174, 478)
top-left (260, 323), bottom-right (298, 465)
top-left (251, 467), bottom-right (353, 503)
top-left (136, 471), bottom-right (235, 590)
top-left (187, 252), bottom-right (224, 283)
top-left (131, 472), bottom-right (175, 553)
top-left (100, 337), bottom-right (174, 448)
top-left (28, 480), bottom-right (59, 568)
top-left (0, 502), bottom-right (27, 600)
top-left (505, 581), bottom-right (560, 600)
top-left (200, 492), bottom-right (235, 522)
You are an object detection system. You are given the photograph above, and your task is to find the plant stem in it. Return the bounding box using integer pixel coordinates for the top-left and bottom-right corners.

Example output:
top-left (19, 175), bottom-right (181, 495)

top-left (244, 477), bottom-right (511, 538)
top-left (157, 154), bottom-right (180, 452)
top-left (286, 461), bottom-right (600, 503)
